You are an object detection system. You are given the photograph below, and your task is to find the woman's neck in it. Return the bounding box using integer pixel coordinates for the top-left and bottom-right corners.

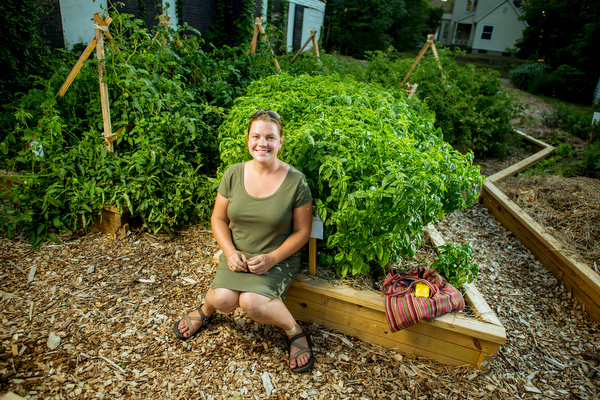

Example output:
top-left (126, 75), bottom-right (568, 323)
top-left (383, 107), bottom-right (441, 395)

top-left (248, 158), bottom-right (283, 175)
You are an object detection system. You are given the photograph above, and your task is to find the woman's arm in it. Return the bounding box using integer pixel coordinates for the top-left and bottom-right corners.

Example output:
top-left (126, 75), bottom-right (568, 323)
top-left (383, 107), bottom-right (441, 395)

top-left (247, 201), bottom-right (313, 275)
top-left (211, 192), bottom-right (248, 272)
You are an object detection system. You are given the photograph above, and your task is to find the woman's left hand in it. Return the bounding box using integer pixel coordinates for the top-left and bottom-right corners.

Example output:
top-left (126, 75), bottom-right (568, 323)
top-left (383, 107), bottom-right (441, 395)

top-left (247, 254), bottom-right (275, 275)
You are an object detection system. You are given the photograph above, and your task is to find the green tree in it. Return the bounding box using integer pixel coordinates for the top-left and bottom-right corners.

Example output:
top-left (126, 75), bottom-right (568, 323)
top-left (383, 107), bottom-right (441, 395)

top-left (515, 0), bottom-right (600, 103)
top-left (388, 0), bottom-right (442, 51)
top-left (1, 0), bottom-right (51, 104)
top-left (324, 0), bottom-right (439, 58)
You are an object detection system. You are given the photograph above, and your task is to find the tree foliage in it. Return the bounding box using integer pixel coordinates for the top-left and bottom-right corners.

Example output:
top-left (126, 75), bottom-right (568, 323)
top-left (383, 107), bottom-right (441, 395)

top-left (515, 0), bottom-right (600, 103)
top-left (324, 0), bottom-right (441, 58)
top-left (0, 0), bottom-right (51, 105)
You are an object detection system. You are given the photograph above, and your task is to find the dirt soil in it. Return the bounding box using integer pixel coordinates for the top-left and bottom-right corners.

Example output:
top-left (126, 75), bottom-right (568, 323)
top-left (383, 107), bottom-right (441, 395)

top-left (1, 83), bottom-right (599, 400)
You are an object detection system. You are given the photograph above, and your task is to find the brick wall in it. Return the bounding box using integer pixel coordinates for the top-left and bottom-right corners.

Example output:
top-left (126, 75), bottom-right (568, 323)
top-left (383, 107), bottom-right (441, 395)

top-left (111, 0), bottom-right (162, 30)
top-left (144, 0), bottom-right (163, 30)
top-left (182, 1), bottom-right (216, 33)
top-left (38, 0), bottom-right (64, 49)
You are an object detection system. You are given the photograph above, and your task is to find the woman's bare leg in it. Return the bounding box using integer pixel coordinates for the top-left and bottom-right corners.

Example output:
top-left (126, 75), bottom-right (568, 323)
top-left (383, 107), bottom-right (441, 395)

top-left (176, 288), bottom-right (240, 338)
top-left (238, 292), bottom-right (312, 369)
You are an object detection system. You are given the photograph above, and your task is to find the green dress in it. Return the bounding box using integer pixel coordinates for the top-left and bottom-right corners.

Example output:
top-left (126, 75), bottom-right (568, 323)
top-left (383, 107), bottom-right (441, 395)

top-left (211, 162), bottom-right (313, 301)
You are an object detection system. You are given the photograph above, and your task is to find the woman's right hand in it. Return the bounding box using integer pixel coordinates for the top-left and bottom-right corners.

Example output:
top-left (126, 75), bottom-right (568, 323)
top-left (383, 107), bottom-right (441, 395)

top-left (227, 252), bottom-right (248, 272)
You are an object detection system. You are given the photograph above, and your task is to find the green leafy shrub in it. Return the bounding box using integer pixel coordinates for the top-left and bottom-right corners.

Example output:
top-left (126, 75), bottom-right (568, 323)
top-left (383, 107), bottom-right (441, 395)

top-left (362, 47), bottom-right (521, 157)
top-left (581, 141), bottom-right (600, 179)
top-left (218, 74), bottom-right (484, 277)
top-left (509, 62), bottom-right (550, 90)
top-left (431, 242), bottom-right (479, 288)
top-left (543, 104), bottom-right (596, 143)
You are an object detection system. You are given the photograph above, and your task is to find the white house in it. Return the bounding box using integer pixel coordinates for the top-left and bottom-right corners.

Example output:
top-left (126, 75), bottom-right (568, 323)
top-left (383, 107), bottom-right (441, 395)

top-left (436, 0), bottom-right (527, 56)
top-left (286, 0), bottom-right (326, 53)
top-left (55, 0), bottom-right (324, 53)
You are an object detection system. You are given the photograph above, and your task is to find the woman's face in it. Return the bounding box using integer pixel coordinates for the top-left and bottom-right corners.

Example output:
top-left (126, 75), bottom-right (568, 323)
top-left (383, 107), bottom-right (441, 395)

top-left (247, 120), bottom-right (284, 164)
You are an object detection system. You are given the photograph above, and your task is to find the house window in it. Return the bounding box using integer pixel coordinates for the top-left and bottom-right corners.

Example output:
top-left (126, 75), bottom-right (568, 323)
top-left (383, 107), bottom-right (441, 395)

top-left (480, 25), bottom-right (494, 41)
top-left (441, 22), bottom-right (450, 40)
top-left (465, 0), bottom-right (477, 12)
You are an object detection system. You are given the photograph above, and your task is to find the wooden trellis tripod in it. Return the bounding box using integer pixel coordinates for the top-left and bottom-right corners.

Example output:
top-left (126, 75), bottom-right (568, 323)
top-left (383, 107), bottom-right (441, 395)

top-left (248, 17), bottom-right (282, 73)
top-left (289, 29), bottom-right (320, 64)
top-left (56, 13), bottom-right (116, 151)
top-left (400, 34), bottom-right (446, 98)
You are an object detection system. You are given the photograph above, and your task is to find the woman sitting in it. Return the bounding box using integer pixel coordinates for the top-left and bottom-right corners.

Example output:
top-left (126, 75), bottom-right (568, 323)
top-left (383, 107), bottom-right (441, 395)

top-left (173, 110), bottom-right (315, 373)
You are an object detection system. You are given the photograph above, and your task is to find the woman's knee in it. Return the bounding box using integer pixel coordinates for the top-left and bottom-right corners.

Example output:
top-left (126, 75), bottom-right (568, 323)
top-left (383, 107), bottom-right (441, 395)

top-left (206, 288), bottom-right (239, 312)
top-left (238, 293), bottom-right (270, 319)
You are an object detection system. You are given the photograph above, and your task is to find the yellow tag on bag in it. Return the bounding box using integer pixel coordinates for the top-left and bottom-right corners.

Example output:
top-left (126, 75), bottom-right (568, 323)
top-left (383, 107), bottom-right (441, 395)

top-left (415, 283), bottom-right (430, 298)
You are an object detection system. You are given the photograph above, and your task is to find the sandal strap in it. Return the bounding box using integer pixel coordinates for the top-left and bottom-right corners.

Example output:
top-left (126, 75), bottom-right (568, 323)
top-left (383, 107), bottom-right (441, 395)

top-left (288, 332), bottom-right (309, 351)
top-left (290, 346), bottom-right (311, 360)
top-left (196, 305), bottom-right (209, 324)
top-left (182, 306), bottom-right (209, 334)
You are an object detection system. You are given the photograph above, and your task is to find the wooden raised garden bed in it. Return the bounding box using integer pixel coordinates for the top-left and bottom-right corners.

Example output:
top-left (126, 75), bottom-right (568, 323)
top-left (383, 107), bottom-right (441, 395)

top-left (0, 170), bottom-right (22, 199)
top-left (480, 130), bottom-right (600, 323)
top-left (283, 226), bottom-right (506, 369)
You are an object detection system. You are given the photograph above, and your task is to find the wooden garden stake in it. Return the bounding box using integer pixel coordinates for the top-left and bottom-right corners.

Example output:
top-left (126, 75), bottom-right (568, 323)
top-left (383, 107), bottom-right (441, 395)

top-left (94, 15), bottom-right (113, 151)
top-left (247, 17), bottom-right (281, 73)
top-left (309, 237), bottom-right (317, 275)
top-left (55, 13), bottom-right (115, 150)
top-left (153, 15), bottom-right (183, 48)
top-left (290, 29), bottom-right (320, 65)
top-left (248, 17), bottom-right (260, 55)
top-left (400, 34), bottom-right (446, 95)
top-left (406, 83), bottom-right (419, 99)
top-left (312, 31), bottom-right (320, 57)
top-left (56, 15), bottom-right (113, 97)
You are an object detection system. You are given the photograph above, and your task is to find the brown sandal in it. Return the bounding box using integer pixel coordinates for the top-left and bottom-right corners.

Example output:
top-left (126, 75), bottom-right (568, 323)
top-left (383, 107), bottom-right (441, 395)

top-left (288, 332), bottom-right (315, 373)
top-left (173, 306), bottom-right (211, 341)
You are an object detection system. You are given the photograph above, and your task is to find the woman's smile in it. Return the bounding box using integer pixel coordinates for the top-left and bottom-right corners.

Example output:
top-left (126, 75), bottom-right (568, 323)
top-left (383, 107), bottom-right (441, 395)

top-left (247, 120), bottom-right (283, 163)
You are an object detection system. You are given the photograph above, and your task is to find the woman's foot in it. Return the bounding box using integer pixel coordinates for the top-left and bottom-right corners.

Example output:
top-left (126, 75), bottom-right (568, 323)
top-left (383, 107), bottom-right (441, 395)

top-left (173, 305), bottom-right (212, 340)
top-left (287, 324), bottom-right (315, 372)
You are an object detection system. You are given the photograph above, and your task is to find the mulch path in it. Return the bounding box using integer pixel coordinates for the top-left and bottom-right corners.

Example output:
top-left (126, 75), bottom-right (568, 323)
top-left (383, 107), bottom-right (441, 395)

top-left (1, 83), bottom-right (599, 399)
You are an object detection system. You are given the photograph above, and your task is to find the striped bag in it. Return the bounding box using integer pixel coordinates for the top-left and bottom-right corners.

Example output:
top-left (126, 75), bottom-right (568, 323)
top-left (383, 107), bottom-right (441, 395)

top-left (382, 267), bottom-right (465, 332)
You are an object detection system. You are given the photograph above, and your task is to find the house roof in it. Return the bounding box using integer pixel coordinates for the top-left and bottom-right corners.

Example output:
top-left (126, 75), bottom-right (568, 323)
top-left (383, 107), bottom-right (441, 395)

top-left (475, 0), bottom-right (529, 27)
top-left (455, 13), bottom-right (475, 23)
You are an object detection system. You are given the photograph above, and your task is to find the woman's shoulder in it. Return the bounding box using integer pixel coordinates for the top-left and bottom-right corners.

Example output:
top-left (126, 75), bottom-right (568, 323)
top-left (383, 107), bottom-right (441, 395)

top-left (286, 164), bottom-right (306, 179)
top-left (222, 162), bottom-right (245, 177)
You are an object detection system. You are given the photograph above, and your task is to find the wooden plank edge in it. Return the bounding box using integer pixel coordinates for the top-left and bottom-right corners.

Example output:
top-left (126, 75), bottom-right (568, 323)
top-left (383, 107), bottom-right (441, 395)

top-left (482, 182), bottom-right (600, 292)
top-left (288, 302), bottom-right (496, 367)
top-left (481, 192), bottom-right (600, 322)
top-left (516, 129), bottom-right (553, 151)
top-left (1, 393), bottom-right (27, 400)
top-left (481, 182), bottom-right (600, 322)
top-left (487, 130), bottom-right (554, 183)
top-left (487, 145), bottom-right (554, 183)
top-left (285, 288), bottom-right (504, 351)
top-left (462, 282), bottom-right (503, 327)
top-left (289, 277), bottom-right (506, 344)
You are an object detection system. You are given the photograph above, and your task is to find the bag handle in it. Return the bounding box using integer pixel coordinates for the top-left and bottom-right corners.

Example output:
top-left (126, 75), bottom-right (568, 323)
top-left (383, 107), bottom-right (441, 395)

top-left (383, 268), bottom-right (439, 297)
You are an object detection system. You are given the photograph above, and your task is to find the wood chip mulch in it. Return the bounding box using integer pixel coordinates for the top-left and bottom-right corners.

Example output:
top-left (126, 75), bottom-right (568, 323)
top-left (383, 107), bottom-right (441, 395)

top-left (1, 204), bottom-right (599, 400)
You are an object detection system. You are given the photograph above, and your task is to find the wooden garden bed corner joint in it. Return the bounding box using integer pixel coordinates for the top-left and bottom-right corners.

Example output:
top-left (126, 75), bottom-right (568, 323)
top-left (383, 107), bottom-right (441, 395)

top-left (88, 206), bottom-right (130, 239)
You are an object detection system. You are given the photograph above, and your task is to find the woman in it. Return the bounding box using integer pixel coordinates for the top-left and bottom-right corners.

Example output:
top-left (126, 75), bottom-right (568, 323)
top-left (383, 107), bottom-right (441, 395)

top-left (173, 110), bottom-right (315, 373)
